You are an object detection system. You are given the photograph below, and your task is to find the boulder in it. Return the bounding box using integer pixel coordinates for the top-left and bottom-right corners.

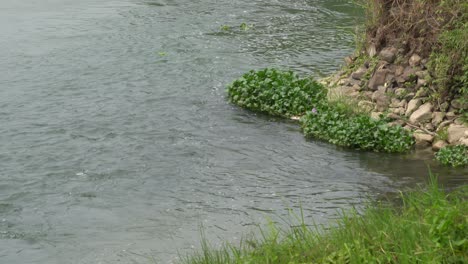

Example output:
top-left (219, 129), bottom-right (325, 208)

top-left (395, 66), bottom-right (405, 76)
top-left (432, 140), bottom-right (448, 151)
top-left (351, 66), bottom-right (367, 80)
top-left (451, 98), bottom-right (468, 109)
top-left (395, 88), bottom-right (406, 97)
top-left (368, 69), bottom-right (389, 90)
top-left (447, 124), bottom-right (468, 144)
top-left (409, 102), bottom-right (432, 124)
top-left (405, 98), bottom-right (422, 117)
top-left (414, 131), bottom-right (434, 143)
top-left (387, 113), bottom-right (401, 120)
top-left (459, 137), bottom-right (468, 147)
top-left (414, 133), bottom-right (432, 148)
top-left (431, 112), bottom-right (445, 127)
top-left (409, 54), bottom-right (422, 67)
top-left (379, 47), bottom-right (397, 63)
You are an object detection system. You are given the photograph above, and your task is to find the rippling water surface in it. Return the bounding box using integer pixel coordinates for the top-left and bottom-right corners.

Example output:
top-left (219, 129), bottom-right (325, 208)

top-left (0, 0), bottom-right (466, 263)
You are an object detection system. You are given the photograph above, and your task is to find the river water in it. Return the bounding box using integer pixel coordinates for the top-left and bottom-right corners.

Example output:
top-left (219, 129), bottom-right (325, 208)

top-left (0, 0), bottom-right (466, 263)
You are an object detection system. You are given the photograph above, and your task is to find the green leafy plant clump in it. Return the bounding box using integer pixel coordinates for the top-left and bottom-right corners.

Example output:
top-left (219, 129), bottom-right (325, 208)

top-left (181, 176), bottom-right (468, 264)
top-left (435, 145), bottom-right (468, 167)
top-left (227, 68), bottom-right (326, 118)
top-left (301, 106), bottom-right (414, 153)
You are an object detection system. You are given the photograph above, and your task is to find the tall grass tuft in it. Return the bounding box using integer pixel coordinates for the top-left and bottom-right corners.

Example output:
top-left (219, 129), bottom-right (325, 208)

top-left (180, 175), bottom-right (467, 264)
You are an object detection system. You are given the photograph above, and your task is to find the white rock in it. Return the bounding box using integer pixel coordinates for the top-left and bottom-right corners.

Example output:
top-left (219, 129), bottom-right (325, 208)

top-left (405, 98), bottom-right (422, 117)
top-left (409, 102), bottom-right (432, 124)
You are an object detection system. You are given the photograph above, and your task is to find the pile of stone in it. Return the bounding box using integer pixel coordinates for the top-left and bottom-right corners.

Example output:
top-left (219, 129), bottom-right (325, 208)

top-left (325, 46), bottom-right (468, 152)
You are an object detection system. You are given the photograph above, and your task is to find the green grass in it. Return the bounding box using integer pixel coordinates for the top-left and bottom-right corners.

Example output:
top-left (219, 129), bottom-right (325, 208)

top-left (180, 176), bottom-right (467, 264)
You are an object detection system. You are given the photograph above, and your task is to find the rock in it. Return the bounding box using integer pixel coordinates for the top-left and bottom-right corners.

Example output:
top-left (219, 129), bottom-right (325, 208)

top-left (414, 131), bottom-right (434, 143)
top-left (424, 123), bottom-right (435, 131)
top-left (432, 140), bottom-right (448, 151)
top-left (451, 98), bottom-right (468, 109)
top-left (344, 56), bottom-right (353, 65)
top-left (388, 120), bottom-right (405, 127)
top-left (459, 138), bottom-right (468, 147)
top-left (390, 98), bottom-right (401, 108)
top-left (404, 92), bottom-right (415, 102)
top-left (455, 118), bottom-right (464, 125)
top-left (379, 47), bottom-right (397, 63)
top-left (409, 102), bottom-right (433, 124)
top-left (398, 107), bottom-right (406, 115)
top-left (415, 78), bottom-right (427, 90)
top-left (371, 112), bottom-right (382, 120)
top-left (447, 124), bottom-right (468, 144)
top-left (358, 101), bottom-right (375, 112)
top-left (405, 98), bottom-right (422, 117)
top-left (368, 69), bottom-right (389, 90)
top-left (351, 66), bottom-right (367, 80)
top-left (367, 43), bottom-right (377, 57)
top-left (409, 54), bottom-right (422, 67)
top-left (437, 120), bottom-right (453, 131)
top-left (439, 102), bottom-right (449, 112)
top-left (387, 113), bottom-right (401, 120)
top-left (431, 112), bottom-right (445, 127)
top-left (395, 66), bottom-right (405, 76)
top-left (446, 112), bottom-right (456, 120)
top-left (413, 130), bottom-right (434, 148)
top-left (395, 88), bottom-right (406, 97)
top-left (401, 66), bottom-right (417, 82)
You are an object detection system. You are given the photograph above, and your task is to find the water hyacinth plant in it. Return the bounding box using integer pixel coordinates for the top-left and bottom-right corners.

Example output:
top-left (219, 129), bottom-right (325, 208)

top-left (435, 145), bottom-right (468, 167)
top-left (300, 105), bottom-right (414, 153)
top-left (227, 68), bottom-right (326, 118)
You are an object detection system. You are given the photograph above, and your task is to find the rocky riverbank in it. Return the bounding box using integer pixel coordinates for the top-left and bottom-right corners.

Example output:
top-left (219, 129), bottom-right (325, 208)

top-left (323, 44), bottom-right (467, 153)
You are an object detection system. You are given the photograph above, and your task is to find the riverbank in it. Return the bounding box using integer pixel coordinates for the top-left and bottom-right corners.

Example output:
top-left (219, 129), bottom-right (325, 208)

top-left (180, 175), bottom-right (468, 263)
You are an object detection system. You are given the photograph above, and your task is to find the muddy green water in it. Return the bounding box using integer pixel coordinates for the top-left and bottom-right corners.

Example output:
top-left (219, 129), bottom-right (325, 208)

top-left (0, 0), bottom-right (466, 263)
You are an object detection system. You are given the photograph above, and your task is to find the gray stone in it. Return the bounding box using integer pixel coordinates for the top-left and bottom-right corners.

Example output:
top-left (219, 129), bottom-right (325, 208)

top-left (424, 123), bottom-right (435, 131)
top-left (437, 120), bottom-right (453, 131)
top-left (367, 44), bottom-right (377, 57)
top-left (451, 98), bottom-right (468, 109)
top-left (447, 124), bottom-right (468, 144)
top-left (409, 102), bottom-right (433, 124)
top-left (414, 131), bottom-right (434, 143)
top-left (351, 66), bottom-right (367, 80)
top-left (446, 112), bottom-right (456, 120)
top-left (395, 88), bottom-right (406, 97)
top-left (459, 137), bottom-right (468, 147)
top-left (379, 47), bottom-right (397, 63)
top-left (390, 98), bottom-right (401, 108)
top-left (405, 98), bottom-right (422, 117)
top-left (415, 78), bottom-right (427, 90)
top-left (344, 56), bottom-right (353, 65)
top-left (401, 66), bottom-right (417, 82)
top-left (432, 140), bottom-right (448, 151)
top-left (395, 66), bottom-right (405, 76)
top-left (388, 120), bottom-right (405, 127)
top-left (409, 54), bottom-right (422, 67)
top-left (431, 112), bottom-right (445, 127)
top-left (404, 92), bottom-right (415, 102)
top-left (387, 113), bottom-right (401, 120)
top-left (368, 69), bottom-right (389, 90)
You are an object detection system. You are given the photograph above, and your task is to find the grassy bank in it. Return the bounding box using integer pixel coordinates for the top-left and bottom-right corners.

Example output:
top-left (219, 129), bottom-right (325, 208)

top-left (181, 177), bottom-right (467, 264)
